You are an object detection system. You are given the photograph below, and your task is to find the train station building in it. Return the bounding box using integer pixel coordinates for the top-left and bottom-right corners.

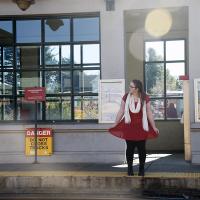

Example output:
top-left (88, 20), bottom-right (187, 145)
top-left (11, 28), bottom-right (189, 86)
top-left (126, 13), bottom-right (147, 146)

top-left (0, 0), bottom-right (199, 164)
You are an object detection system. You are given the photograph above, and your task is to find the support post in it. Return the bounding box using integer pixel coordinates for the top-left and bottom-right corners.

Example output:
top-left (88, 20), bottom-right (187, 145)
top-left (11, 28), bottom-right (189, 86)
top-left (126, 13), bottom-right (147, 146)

top-left (183, 79), bottom-right (191, 161)
top-left (34, 100), bottom-right (38, 164)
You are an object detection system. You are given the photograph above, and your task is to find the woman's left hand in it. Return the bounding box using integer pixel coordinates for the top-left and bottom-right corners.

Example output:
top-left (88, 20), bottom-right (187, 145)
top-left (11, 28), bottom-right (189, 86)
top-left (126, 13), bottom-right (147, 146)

top-left (153, 127), bottom-right (159, 135)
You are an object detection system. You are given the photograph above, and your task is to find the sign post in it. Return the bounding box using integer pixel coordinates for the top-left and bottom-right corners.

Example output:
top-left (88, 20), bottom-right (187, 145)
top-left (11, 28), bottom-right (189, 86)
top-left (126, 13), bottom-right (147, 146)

top-left (25, 87), bottom-right (46, 163)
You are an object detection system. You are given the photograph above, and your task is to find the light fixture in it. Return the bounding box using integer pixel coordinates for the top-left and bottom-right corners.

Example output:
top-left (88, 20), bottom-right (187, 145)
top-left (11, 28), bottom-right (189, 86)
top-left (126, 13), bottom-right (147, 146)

top-left (46, 19), bottom-right (64, 31)
top-left (13, 0), bottom-right (35, 11)
top-left (105, 0), bottom-right (115, 11)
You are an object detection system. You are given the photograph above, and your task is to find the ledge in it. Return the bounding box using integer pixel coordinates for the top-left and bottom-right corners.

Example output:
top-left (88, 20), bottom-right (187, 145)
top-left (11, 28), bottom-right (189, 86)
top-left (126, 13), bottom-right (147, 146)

top-left (191, 123), bottom-right (200, 130)
top-left (0, 123), bottom-right (113, 133)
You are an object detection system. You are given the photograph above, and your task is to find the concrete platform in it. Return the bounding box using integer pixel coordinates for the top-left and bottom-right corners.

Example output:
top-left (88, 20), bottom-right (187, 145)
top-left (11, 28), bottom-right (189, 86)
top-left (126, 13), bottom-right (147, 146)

top-left (0, 153), bottom-right (200, 199)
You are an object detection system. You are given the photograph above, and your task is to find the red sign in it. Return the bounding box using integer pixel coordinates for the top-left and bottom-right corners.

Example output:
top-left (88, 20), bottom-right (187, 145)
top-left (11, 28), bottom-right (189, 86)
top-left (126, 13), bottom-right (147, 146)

top-left (179, 75), bottom-right (189, 80)
top-left (25, 128), bottom-right (53, 137)
top-left (25, 87), bottom-right (46, 101)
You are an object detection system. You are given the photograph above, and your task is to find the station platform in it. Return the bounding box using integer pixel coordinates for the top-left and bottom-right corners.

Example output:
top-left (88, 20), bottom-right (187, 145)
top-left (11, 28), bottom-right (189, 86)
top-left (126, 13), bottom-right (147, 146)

top-left (0, 153), bottom-right (200, 199)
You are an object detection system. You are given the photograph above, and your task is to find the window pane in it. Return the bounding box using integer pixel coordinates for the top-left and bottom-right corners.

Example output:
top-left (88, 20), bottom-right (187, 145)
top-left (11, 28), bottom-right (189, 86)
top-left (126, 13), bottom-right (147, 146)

top-left (46, 97), bottom-right (60, 120)
top-left (16, 46), bottom-right (41, 69)
top-left (45, 71), bottom-right (60, 94)
top-left (74, 45), bottom-right (81, 64)
top-left (145, 63), bottom-right (164, 97)
top-left (0, 98), bottom-right (14, 120)
top-left (45, 97), bottom-right (71, 120)
top-left (45, 46), bottom-right (59, 66)
top-left (166, 99), bottom-right (183, 119)
top-left (45, 19), bottom-right (70, 42)
top-left (0, 21), bottom-right (13, 45)
top-left (3, 47), bottom-right (13, 67)
top-left (61, 45), bottom-right (71, 65)
top-left (16, 20), bottom-right (41, 43)
top-left (83, 44), bottom-right (100, 64)
top-left (62, 97), bottom-right (71, 120)
top-left (166, 40), bottom-right (185, 61)
top-left (0, 72), bottom-right (13, 95)
top-left (17, 97), bottom-right (42, 120)
top-left (74, 96), bottom-right (98, 120)
top-left (166, 63), bottom-right (184, 97)
top-left (61, 71), bottom-right (71, 93)
top-left (73, 70), bottom-right (100, 93)
top-left (150, 99), bottom-right (164, 119)
top-left (73, 17), bottom-right (99, 41)
top-left (145, 41), bottom-right (164, 61)
top-left (16, 71), bottom-right (42, 95)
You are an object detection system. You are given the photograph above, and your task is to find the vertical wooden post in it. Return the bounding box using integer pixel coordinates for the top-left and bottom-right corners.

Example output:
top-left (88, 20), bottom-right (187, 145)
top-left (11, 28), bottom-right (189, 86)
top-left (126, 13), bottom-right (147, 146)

top-left (183, 80), bottom-right (191, 161)
top-left (180, 75), bottom-right (191, 161)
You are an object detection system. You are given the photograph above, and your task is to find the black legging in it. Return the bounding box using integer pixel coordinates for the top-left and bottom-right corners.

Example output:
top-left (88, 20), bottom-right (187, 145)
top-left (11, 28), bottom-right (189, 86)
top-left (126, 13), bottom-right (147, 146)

top-left (125, 140), bottom-right (146, 166)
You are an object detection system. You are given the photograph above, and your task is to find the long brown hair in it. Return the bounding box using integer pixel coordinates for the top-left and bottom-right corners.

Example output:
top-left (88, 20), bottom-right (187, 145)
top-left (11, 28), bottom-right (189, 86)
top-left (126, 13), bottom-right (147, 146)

top-left (131, 79), bottom-right (146, 106)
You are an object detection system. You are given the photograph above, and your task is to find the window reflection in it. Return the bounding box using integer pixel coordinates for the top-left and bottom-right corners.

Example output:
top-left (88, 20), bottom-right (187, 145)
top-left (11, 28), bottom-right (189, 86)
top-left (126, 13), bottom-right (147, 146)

top-left (150, 99), bottom-right (164, 119)
top-left (145, 40), bottom-right (185, 120)
top-left (145, 41), bottom-right (164, 61)
top-left (166, 99), bottom-right (183, 119)
top-left (74, 96), bottom-right (98, 119)
top-left (16, 46), bottom-right (41, 69)
top-left (45, 46), bottom-right (59, 66)
top-left (73, 17), bottom-right (99, 41)
top-left (61, 71), bottom-right (71, 93)
top-left (16, 20), bottom-right (41, 43)
top-left (17, 98), bottom-right (42, 120)
top-left (0, 98), bottom-right (14, 120)
top-left (45, 71), bottom-right (60, 94)
top-left (166, 63), bottom-right (184, 97)
top-left (46, 97), bottom-right (71, 120)
top-left (3, 47), bottom-right (13, 67)
top-left (45, 19), bottom-right (70, 42)
top-left (74, 45), bottom-right (81, 64)
top-left (0, 15), bottom-right (100, 122)
top-left (0, 21), bottom-right (13, 45)
top-left (83, 44), bottom-right (100, 64)
top-left (46, 97), bottom-right (60, 120)
top-left (61, 45), bottom-right (71, 65)
top-left (166, 40), bottom-right (185, 61)
top-left (62, 97), bottom-right (71, 120)
top-left (145, 63), bottom-right (164, 97)
top-left (73, 70), bottom-right (100, 93)
top-left (0, 72), bottom-right (13, 95)
top-left (16, 71), bottom-right (42, 95)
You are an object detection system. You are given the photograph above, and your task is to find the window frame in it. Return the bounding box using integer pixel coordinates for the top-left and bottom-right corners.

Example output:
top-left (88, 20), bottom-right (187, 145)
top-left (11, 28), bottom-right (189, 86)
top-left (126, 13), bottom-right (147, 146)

top-left (144, 39), bottom-right (187, 121)
top-left (0, 13), bottom-right (101, 123)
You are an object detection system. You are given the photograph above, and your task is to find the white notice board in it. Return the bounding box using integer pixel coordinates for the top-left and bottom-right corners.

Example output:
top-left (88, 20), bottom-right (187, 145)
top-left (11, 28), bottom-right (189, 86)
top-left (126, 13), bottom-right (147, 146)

top-left (98, 79), bottom-right (125, 123)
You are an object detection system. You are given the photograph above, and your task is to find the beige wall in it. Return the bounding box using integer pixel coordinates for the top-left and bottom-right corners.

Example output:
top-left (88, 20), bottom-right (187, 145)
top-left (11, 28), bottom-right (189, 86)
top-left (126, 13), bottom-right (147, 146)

top-left (124, 7), bottom-right (188, 151)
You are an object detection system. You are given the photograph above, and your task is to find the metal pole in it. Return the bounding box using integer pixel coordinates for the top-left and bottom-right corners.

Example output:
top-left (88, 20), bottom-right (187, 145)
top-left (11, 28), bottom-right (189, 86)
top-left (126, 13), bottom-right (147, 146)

top-left (34, 100), bottom-right (38, 164)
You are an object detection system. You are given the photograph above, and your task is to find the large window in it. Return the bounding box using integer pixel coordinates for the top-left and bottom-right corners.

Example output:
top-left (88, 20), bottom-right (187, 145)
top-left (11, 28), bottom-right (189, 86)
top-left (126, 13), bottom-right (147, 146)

top-left (145, 40), bottom-right (185, 120)
top-left (0, 14), bottom-right (100, 122)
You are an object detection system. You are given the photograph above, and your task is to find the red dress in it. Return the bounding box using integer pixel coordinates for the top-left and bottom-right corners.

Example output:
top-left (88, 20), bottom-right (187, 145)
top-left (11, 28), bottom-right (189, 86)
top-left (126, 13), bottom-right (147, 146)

top-left (109, 93), bottom-right (158, 141)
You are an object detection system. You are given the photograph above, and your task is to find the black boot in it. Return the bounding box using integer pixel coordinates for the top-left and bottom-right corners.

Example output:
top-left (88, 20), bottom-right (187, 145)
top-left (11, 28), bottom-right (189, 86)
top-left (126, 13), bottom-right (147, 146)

top-left (127, 161), bottom-right (134, 176)
top-left (138, 165), bottom-right (145, 176)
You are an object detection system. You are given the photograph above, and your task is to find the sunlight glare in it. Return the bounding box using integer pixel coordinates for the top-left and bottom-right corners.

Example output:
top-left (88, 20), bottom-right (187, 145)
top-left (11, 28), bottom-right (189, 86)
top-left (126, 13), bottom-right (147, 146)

top-left (112, 154), bottom-right (172, 168)
top-left (145, 9), bottom-right (172, 37)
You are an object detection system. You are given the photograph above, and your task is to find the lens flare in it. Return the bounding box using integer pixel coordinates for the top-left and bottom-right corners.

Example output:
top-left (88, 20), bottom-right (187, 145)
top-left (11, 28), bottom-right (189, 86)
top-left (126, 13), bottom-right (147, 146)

top-left (145, 9), bottom-right (172, 37)
top-left (128, 29), bottom-right (144, 61)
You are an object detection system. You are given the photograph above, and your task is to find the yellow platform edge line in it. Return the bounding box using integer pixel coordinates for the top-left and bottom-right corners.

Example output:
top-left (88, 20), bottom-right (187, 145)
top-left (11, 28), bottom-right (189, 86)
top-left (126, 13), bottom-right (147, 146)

top-left (0, 171), bottom-right (200, 178)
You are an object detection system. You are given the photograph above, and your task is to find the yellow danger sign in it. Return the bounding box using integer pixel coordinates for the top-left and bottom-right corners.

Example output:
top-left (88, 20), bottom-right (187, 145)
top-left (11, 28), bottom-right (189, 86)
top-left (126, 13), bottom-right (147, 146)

top-left (25, 128), bottom-right (53, 156)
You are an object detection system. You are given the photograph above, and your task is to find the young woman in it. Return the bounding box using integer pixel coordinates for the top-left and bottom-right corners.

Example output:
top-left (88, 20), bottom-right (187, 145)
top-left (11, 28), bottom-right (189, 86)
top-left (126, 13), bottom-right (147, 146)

top-left (109, 80), bottom-right (159, 176)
